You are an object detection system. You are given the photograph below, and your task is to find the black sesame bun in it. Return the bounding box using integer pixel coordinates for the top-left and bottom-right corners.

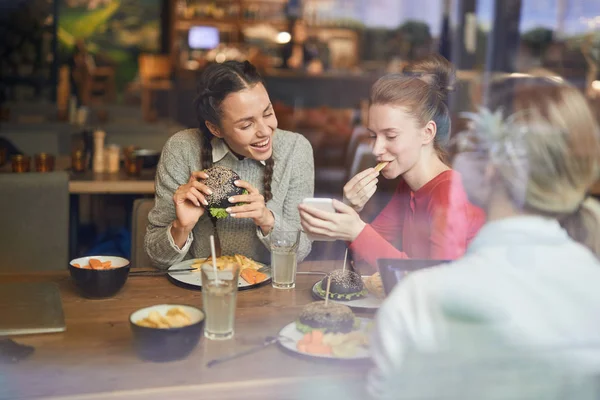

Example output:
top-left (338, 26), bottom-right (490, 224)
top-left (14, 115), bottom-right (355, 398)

top-left (201, 165), bottom-right (245, 219)
top-left (296, 301), bottom-right (357, 334)
top-left (316, 269), bottom-right (368, 301)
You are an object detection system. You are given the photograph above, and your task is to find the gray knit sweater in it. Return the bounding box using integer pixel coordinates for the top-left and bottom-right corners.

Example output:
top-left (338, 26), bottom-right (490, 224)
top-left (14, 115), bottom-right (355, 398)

top-left (145, 128), bottom-right (314, 268)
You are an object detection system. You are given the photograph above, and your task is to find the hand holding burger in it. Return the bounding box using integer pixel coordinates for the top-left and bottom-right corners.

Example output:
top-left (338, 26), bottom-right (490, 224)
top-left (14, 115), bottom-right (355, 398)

top-left (171, 170), bottom-right (213, 248)
top-left (226, 179), bottom-right (275, 235)
top-left (171, 165), bottom-right (275, 246)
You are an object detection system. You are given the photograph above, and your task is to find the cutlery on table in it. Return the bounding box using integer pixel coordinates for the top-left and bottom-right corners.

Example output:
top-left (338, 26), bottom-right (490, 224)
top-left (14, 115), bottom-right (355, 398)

top-left (206, 336), bottom-right (289, 368)
top-left (129, 268), bottom-right (197, 276)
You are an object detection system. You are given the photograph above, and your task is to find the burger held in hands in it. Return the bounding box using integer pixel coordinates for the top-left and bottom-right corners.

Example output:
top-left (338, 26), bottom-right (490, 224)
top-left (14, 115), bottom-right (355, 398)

top-left (172, 165), bottom-right (275, 234)
top-left (200, 165), bottom-right (246, 219)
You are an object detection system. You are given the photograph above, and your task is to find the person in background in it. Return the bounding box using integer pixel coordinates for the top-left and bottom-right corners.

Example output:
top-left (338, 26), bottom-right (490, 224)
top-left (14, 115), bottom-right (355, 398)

top-left (299, 54), bottom-right (485, 269)
top-left (281, 18), bottom-right (325, 75)
top-left (67, 39), bottom-right (95, 106)
top-left (145, 60), bottom-right (314, 268)
top-left (368, 75), bottom-right (600, 397)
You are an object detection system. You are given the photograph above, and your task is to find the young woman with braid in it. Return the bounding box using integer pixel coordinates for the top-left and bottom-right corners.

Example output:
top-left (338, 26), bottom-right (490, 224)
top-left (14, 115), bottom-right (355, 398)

top-left (145, 60), bottom-right (314, 268)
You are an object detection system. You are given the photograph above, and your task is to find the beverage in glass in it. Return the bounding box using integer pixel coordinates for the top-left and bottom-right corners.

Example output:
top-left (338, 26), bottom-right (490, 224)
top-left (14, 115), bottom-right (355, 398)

top-left (270, 230), bottom-right (300, 289)
top-left (201, 262), bottom-right (240, 340)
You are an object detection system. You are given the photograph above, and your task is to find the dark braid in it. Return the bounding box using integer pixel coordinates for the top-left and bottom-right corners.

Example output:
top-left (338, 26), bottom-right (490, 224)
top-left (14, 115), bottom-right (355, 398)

top-left (199, 129), bottom-right (213, 170)
top-left (263, 157), bottom-right (274, 202)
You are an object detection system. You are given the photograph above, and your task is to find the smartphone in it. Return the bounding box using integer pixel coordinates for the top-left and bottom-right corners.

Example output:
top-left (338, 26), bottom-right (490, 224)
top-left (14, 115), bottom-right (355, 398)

top-left (301, 198), bottom-right (336, 242)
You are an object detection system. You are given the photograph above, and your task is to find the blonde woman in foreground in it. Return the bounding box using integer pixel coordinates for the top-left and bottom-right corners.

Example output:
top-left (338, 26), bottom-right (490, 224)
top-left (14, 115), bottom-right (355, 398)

top-left (369, 76), bottom-right (600, 398)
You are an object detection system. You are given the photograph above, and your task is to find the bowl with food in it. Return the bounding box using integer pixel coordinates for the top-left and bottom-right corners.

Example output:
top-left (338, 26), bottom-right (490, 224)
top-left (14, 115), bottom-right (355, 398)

top-left (69, 256), bottom-right (130, 299)
top-left (129, 304), bottom-right (205, 362)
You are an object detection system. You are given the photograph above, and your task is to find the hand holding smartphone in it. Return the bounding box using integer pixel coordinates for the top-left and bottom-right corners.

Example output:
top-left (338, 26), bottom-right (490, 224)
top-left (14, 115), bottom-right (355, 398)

top-left (301, 198), bottom-right (336, 241)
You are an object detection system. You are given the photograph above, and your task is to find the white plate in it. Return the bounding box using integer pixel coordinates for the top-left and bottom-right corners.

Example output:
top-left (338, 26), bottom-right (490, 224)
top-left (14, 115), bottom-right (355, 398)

top-left (167, 259), bottom-right (271, 290)
top-left (277, 317), bottom-right (372, 360)
top-left (311, 280), bottom-right (383, 310)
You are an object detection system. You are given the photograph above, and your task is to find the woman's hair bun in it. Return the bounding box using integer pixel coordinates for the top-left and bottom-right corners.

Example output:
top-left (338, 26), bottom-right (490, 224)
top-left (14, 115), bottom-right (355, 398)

top-left (403, 53), bottom-right (455, 101)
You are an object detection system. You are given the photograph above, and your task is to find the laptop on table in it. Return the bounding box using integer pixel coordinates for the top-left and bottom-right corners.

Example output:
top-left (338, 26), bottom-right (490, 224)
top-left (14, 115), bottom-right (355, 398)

top-left (377, 258), bottom-right (451, 296)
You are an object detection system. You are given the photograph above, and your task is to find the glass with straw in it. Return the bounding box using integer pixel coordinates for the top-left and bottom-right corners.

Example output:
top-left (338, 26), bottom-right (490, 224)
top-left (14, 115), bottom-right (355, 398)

top-left (201, 235), bottom-right (240, 340)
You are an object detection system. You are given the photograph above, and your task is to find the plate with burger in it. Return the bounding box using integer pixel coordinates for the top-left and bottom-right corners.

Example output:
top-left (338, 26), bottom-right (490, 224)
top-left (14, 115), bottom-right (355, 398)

top-left (311, 269), bottom-right (384, 310)
top-left (277, 301), bottom-right (371, 360)
top-left (167, 254), bottom-right (271, 290)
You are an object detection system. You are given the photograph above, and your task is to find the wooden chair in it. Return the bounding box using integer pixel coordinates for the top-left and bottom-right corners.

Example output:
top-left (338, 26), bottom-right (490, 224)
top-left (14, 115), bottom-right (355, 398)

top-left (138, 54), bottom-right (174, 122)
top-left (73, 53), bottom-right (117, 106)
top-left (131, 198), bottom-right (154, 268)
top-left (0, 172), bottom-right (69, 271)
top-left (84, 66), bottom-right (117, 105)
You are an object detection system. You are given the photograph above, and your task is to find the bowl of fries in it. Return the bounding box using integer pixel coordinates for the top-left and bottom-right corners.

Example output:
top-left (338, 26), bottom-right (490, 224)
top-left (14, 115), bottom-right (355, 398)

top-left (130, 304), bottom-right (204, 362)
top-left (69, 256), bottom-right (130, 299)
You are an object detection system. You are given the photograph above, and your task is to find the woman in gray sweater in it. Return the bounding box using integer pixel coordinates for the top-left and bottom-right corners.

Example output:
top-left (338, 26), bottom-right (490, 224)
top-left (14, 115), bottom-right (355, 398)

top-left (145, 61), bottom-right (314, 268)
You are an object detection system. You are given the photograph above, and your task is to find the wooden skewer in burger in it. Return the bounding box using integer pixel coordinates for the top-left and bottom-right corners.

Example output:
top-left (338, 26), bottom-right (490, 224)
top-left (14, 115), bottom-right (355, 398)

top-left (297, 275), bottom-right (358, 334)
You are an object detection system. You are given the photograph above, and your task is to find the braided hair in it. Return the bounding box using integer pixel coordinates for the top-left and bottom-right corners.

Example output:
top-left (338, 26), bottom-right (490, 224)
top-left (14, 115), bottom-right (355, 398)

top-left (193, 60), bottom-right (274, 202)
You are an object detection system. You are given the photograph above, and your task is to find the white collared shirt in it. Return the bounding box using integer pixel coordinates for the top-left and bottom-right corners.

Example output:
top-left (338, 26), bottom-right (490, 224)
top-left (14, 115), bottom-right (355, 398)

top-left (211, 137), bottom-right (266, 166)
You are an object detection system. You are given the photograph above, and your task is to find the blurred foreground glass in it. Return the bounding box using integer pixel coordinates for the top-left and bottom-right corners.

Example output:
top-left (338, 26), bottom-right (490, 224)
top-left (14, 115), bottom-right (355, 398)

top-left (35, 153), bottom-right (55, 172)
top-left (71, 150), bottom-right (87, 173)
top-left (270, 230), bottom-right (300, 289)
top-left (201, 262), bottom-right (240, 340)
top-left (12, 155), bottom-right (30, 173)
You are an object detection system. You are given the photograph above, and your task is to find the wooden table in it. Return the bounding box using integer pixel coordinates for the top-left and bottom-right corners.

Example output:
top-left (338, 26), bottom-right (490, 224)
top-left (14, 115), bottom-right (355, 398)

top-left (0, 261), bottom-right (372, 400)
top-left (68, 169), bottom-right (155, 194)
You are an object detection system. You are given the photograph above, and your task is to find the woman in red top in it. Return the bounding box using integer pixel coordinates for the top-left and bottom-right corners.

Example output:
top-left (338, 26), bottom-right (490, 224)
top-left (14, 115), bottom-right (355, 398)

top-left (299, 54), bottom-right (485, 268)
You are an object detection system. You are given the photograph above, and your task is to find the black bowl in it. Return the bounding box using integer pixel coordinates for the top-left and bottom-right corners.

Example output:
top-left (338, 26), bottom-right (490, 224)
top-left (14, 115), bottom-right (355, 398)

top-left (133, 149), bottom-right (160, 169)
top-left (69, 256), bottom-right (130, 299)
top-left (129, 304), bottom-right (205, 362)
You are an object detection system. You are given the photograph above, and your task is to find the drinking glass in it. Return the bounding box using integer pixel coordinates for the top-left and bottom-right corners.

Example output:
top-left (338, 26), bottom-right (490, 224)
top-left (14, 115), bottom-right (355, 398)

top-left (12, 155), bottom-right (30, 173)
top-left (201, 262), bottom-right (240, 340)
top-left (270, 230), bottom-right (301, 289)
top-left (34, 153), bottom-right (55, 172)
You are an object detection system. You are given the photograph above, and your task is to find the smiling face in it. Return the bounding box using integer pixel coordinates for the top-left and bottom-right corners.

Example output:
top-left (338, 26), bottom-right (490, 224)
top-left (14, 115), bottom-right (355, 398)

top-left (206, 83), bottom-right (277, 161)
top-left (367, 104), bottom-right (435, 179)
